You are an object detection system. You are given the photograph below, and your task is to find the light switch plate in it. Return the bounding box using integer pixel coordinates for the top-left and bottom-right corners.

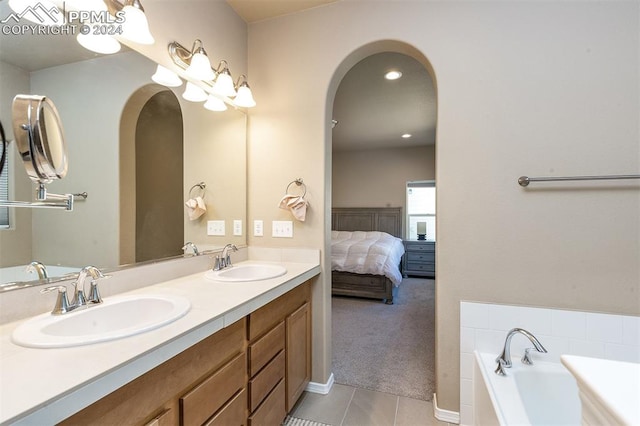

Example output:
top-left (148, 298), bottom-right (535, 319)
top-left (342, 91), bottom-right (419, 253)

top-left (253, 220), bottom-right (263, 237)
top-left (207, 220), bottom-right (225, 236)
top-left (233, 220), bottom-right (242, 236)
top-left (272, 220), bottom-right (293, 238)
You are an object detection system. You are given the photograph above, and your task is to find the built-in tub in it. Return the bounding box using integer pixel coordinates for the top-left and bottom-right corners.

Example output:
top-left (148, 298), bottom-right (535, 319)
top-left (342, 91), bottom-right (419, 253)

top-left (473, 351), bottom-right (581, 425)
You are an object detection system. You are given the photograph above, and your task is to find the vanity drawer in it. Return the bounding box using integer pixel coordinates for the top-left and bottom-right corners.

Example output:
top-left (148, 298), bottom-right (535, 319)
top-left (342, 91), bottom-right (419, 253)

top-left (249, 321), bottom-right (285, 377)
top-left (248, 379), bottom-right (286, 426)
top-left (205, 388), bottom-right (247, 426)
top-left (249, 350), bottom-right (285, 412)
top-left (180, 352), bottom-right (246, 426)
top-left (248, 282), bottom-right (310, 340)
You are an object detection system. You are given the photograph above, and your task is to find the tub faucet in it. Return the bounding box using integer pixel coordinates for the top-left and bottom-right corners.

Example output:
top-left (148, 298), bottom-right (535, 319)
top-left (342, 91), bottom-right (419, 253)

top-left (182, 241), bottom-right (200, 256)
top-left (26, 261), bottom-right (48, 280)
top-left (495, 328), bottom-right (547, 376)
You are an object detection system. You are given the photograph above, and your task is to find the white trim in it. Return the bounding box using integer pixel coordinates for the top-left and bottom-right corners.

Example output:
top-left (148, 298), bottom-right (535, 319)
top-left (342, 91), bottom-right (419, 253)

top-left (305, 372), bottom-right (335, 395)
top-left (433, 393), bottom-right (460, 424)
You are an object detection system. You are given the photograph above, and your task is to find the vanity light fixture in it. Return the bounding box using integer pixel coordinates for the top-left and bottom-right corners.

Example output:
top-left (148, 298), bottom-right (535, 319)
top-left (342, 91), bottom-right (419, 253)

top-left (182, 82), bottom-right (207, 103)
top-left (212, 61), bottom-right (237, 98)
top-left (168, 39), bottom-right (257, 108)
top-left (151, 65), bottom-right (183, 87)
top-left (233, 75), bottom-right (256, 108)
top-left (204, 95), bottom-right (227, 112)
top-left (103, 0), bottom-right (154, 45)
top-left (76, 32), bottom-right (122, 55)
top-left (385, 70), bottom-right (402, 80)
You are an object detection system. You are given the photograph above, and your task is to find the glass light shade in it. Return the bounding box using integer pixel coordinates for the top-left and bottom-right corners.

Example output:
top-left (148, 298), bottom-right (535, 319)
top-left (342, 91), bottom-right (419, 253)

top-left (204, 95), bottom-right (227, 112)
top-left (77, 32), bottom-right (121, 55)
top-left (213, 71), bottom-right (237, 98)
top-left (151, 65), bottom-right (182, 87)
top-left (182, 82), bottom-right (207, 102)
top-left (234, 84), bottom-right (256, 108)
top-left (186, 52), bottom-right (215, 81)
top-left (9, 0), bottom-right (61, 25)
top-left (121, 4), bottom-right (155, 45)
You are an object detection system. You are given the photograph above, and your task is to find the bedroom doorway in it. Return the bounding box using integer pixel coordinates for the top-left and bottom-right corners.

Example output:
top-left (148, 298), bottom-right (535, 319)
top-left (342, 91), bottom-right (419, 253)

top-left (329, 45), bottom-right (437, 402)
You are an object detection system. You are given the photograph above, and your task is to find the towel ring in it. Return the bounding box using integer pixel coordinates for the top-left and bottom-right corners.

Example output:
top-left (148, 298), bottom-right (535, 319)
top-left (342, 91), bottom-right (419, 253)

top-left (286, 178), bottom-right (306, 197)
top-left (189, 182), bottom-right (206, 199)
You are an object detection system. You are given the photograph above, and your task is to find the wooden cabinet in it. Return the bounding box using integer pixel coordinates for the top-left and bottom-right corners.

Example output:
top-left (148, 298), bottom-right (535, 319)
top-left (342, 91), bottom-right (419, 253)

top-left (59, 319), bottom-right (247, 426)
top-left (58, 281), bottom-right (312, 426)
top-left (403, 240), bottom-right (435, 277)
top-left (248, 281), bottom-right (312, 421)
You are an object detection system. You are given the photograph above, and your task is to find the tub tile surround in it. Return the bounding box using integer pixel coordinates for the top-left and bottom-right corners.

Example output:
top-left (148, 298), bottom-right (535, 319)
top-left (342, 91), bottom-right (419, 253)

top-left (0, 247), bottom-right (320, 424)
top-left (459, 301), bottom-right (640, 425)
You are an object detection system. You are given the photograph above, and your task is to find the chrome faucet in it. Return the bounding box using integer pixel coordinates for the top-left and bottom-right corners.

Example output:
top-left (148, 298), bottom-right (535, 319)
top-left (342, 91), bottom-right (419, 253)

top-left (495, 327), bottom-right (547, 375)
top-left (26, 261), bottom-right (48, 280)
top-left (213, 244), bottom-right (238, 271)
top-left (182, 241), bottom-right (200, 256)
top-left (41, 266), bottom-right (109, 315)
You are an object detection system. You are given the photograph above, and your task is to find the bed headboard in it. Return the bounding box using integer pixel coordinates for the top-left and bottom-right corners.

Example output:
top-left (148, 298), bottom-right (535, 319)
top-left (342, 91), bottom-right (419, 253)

top-left (331, 207), bottom-right (403, 238)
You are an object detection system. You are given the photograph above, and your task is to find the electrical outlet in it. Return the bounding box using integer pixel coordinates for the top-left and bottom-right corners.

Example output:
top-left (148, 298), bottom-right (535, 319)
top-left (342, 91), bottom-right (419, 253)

top-left (272, 220), bottom-right (293, 238)
top-left (233, 220), bottom-right (242, 236)
top-left (207, 220), bottom-right (225, 236)
top-left (253, 220), bottom-right (263, 236)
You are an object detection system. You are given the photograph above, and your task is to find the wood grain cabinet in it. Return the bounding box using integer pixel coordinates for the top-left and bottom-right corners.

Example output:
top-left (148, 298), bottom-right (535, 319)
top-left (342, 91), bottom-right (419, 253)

top-left (57, 281), bottom-right (312, 426)
top-left (403, 240), bottom-right (435, 277)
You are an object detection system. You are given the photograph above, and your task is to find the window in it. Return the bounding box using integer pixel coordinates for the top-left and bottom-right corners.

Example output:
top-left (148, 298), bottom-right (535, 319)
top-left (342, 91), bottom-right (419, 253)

top-left (0, 154), bottom-right (9, 229)
top-left (406, 180), bottom-right (435, 241)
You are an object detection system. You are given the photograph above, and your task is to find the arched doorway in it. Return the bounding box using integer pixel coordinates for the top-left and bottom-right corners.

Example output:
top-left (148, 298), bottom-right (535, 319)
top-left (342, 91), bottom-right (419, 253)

top-left (326, 40), bottom-right (437, 400)
top-left (119, 85), bottom-right (184, 264)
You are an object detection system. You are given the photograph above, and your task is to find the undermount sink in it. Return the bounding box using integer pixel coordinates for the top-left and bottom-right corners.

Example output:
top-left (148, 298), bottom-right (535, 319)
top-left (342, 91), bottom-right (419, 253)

top-left (11, 294), bottom-right (191, 348)
top-left (204, 263), bottom-right (287, 282)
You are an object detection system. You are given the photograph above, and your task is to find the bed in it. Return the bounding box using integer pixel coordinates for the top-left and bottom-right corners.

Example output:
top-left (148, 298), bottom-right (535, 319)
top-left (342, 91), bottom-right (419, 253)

top-left (331, 207), bottom-right (404, 304)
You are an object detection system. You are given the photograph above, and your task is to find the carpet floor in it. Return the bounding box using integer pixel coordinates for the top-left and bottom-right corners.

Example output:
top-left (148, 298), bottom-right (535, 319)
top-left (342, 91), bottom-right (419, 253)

top-left (331, 278), bottom-right (435, 401)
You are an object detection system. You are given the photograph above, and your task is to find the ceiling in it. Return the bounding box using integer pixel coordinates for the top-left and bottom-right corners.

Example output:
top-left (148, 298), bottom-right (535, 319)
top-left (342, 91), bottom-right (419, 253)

top-left (225, 0), bottom-right (340, 24)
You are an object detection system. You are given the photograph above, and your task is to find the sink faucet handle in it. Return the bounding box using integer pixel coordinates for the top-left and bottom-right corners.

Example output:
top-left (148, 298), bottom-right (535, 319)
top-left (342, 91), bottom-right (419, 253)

top-left (522, 348), bottom-right (535, 365)
top-left (213, 255), bottom-right (222, 271)
top-left (41, 285), bottom-right (72, 315)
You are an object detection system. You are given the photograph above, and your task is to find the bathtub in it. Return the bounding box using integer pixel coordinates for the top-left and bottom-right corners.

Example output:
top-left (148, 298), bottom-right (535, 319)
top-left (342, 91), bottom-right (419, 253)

top-left (473, 351), bottom-right (581, 425)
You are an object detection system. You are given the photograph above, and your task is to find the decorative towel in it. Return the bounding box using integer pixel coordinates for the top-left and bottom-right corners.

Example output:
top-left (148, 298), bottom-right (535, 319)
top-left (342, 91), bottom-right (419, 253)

top-left (278, 194), bottom-right (309, 222)
top-left (185, 196), bottom-right (206, 220)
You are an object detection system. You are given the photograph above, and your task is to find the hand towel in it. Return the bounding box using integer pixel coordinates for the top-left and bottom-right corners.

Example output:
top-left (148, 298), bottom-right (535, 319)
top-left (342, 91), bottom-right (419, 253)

top-left (278, 194), bottom-right (309, 222)
top-left (185, 196), bottom-right (206, 220)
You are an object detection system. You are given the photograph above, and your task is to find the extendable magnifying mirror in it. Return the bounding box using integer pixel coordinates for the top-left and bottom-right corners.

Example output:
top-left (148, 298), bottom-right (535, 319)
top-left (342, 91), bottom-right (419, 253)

top-left (0, 94), bottom-right (74, 210)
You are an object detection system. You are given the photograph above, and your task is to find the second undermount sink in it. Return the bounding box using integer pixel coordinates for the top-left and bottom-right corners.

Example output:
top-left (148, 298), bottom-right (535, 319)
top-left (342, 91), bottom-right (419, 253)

top-left (11, 294), bottom-right (191, 348)
top-left (204, 263), bottom-right (287, 282)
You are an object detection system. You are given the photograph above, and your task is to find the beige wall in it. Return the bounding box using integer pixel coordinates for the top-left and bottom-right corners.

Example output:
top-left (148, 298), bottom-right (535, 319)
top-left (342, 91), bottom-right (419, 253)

top-left (0, 61), bottom-right (32, 267)
top-left (247, 1), bottom-right (639, 412)
top-left (332, 145), bottom-right (435, 211)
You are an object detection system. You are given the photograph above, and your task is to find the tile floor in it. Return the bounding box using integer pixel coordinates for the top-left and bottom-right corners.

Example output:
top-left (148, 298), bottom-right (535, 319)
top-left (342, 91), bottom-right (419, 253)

top-left (290, 384), bottom-right (450, 426)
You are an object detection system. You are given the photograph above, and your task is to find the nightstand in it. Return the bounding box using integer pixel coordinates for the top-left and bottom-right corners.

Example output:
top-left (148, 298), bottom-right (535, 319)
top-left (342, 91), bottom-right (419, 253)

top-left (403, 240), bottom-right (435, 277)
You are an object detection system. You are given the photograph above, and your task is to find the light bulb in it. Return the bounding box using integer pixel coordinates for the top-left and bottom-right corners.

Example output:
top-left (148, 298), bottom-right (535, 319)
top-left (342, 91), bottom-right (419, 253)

top-left (182, 82), bottom-right (207, 102)
top-left (234, 84), bottom-right (256, 108)
top-left (151, 65), bottom-right (182, 87)
top-left (121, 4), bottom-right (154, 45)
top-left (204, 95), bottom-right (227, 112)
top-left (77, 32), bottom-right (121, 54)
top-left (186, 52), bottom-right (215, 81)
top-left (213, 70), bottom-right (236, 98)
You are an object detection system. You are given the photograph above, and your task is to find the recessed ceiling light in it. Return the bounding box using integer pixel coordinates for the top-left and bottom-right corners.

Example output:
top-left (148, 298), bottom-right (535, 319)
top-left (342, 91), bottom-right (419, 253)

top-left (384, 70), bottom-right (402, 80)
top-left (402, 133), bottom-right (412, 139)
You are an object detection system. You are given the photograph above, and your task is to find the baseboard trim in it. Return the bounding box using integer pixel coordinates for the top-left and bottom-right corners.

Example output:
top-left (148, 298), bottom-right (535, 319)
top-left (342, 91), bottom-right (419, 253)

top-left (305, 373), bottom-right (335, 395)
top-left (433, 393), bottom-right (460, 424)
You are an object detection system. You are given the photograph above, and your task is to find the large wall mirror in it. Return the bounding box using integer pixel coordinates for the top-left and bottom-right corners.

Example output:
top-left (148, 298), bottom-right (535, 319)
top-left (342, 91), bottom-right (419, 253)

top-left (0, 8), bottom-right (247, 288)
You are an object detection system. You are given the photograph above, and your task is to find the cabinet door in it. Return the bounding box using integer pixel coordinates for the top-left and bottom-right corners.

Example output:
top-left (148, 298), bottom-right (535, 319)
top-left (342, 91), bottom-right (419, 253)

top-left (285, 302), bottom-right (311, 411)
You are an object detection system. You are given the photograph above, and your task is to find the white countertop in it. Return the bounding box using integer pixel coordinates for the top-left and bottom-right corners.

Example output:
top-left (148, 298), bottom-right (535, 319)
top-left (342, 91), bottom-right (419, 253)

top-left (561, 355), bottom-right (640, 425)
top-left (0, 260), bottom-right (320, 425)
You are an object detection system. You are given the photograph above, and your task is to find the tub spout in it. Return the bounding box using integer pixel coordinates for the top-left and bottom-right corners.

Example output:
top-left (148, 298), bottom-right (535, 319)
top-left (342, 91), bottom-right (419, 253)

top-left (495, 328), bottom-right (547, 375)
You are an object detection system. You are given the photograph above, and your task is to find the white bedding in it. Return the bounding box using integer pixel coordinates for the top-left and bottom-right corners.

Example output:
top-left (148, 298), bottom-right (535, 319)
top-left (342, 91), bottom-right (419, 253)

top-left (331, 230), bottom-right (405, 285)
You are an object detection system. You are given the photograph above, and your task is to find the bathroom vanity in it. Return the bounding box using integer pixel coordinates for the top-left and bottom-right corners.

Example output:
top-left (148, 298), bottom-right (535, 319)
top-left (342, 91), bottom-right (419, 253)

top-left (0, 257), bottom-right (320, 425)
